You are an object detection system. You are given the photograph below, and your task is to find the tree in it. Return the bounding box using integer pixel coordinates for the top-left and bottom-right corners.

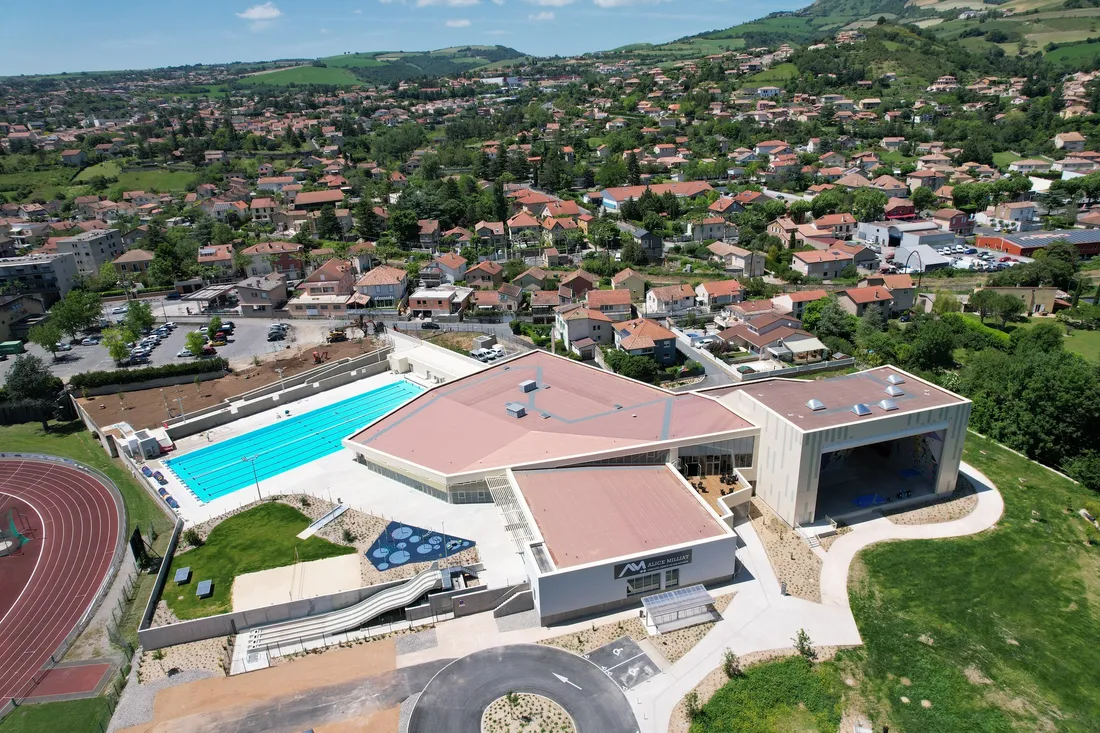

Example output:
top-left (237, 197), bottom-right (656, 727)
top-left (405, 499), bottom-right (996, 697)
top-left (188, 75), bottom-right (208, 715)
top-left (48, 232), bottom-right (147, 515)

top-left (722, 648), bottom-right (743, 679)
top-left (388, 209), bottom-right (420, 247)
top-left (792, 628), bottom-right (817, 662)
top-left (50, 289), bottom-right (103, 340)
top-left (788, 199), bottom-right (812, 224)
top-left (620, 238), bottom-right (647, 267)
top-left (1064, 451), bottom-right (1100, 492)
top-left (101, 326), bottom-right (134, 365)
top-left (852, 188), bottom-right (888, 222)
top-left (355, 199), bottom-right (383, 240)
top-left (911, 185), bottom-right (937, 212)
top-left (991, 292), bottom-right (1025, 328)
top-left (316, 205), bottom-right (342, 241)
top-left (907, 318), bottom-right (957, 371)
top-left (123, 300), bottom-right (155, 334)
top-left (27, 321), bottom-right (63, 359)
top-left (208, 316), bottom-right (223, 336)
top-left (4, 354), bottom-right (61, 401)
top-left (969, 289), bottom-right (998, 323)
top-left (932, 291), bottom-right (961, 315)
top-left (626, 151), bottom-right (642, 186)
top-left (185, 330), bottom-right (207, 357)
top-left (800, 297), bottom-right (832, 332)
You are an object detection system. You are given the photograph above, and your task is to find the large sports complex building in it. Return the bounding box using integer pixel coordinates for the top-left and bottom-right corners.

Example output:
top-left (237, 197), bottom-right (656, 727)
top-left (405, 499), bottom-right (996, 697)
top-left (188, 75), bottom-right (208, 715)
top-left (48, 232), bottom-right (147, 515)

top-left (346, 351), bottom-right (971, 623)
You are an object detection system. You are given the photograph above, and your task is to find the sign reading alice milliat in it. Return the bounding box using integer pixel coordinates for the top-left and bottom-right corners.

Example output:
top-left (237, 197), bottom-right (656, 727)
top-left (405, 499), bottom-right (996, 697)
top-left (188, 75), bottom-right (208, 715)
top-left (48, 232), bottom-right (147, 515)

top-left (614, 550), bottom-right (693, 579)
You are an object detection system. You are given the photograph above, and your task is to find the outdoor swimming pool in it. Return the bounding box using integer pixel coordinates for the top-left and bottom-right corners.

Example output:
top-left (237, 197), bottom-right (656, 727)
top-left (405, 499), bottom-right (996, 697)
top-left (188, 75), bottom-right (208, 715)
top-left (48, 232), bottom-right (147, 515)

top-left (166, 380), bottom-right (422, 502)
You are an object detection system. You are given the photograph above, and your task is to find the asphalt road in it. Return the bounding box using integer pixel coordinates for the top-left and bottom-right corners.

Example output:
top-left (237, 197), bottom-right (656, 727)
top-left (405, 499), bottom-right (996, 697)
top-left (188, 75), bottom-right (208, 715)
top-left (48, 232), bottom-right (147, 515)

top-left (409, 644), bottom-right (638, 733)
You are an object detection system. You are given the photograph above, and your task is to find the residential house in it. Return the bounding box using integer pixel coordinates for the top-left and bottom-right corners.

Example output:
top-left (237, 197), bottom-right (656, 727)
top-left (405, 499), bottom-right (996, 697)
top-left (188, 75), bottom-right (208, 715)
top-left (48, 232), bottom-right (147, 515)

top-left (906, 170), bottom-right (945, 190)
top-left (111, 248), bottom-right (154, 275)
top-left (513, 267), bottom-right (549, 291)
top-left (585, 289), bottom-right (633, 321)
top-left (434, 252), bottom-right (467, 283)
top-left (812, 213), bottom-right (857, 239)
top-left (884, 198), bottom-right (916, 220)
top-left (249, 197), bottom-right (277, 223)
top-left (466, 260), bottom-right (503, 289)
top-left (529, 289), bottom-right (560, 324)
top-left (236, 273), bottom-right (288, 316)
top-left (197, 244), bottom-right (234, 275)
top-left (288, 258), bottom-right (357, 317)
top-left (791, 250), bottom-right (853, 279)
top-left (419, 219), bottom-right (441, 247)
top-left (695, 280), bottom-right (744, 310)
top-left (772, 289), bottom-right (828, 319)
top-left (474, 221), bottom-right (507, 247)
top-left (1054, 131), bottom-right (1086, 152)
top-left (862, 274), bottom-right (916, 314)
top-left (507, 212), bottom-right (542, 243)
top-left (645, 283), bottom-right (695, 314)
top-left (707, 242), bottom-right (765, 278)
top-left (241, 241), bottom-right (304, 279)
top-left (931, 208), bottom-right (973, 236)
top-left (257, 176), bottom-right (295, 193)
top-left (558, 270), bottom-right (598, 303)
top-left (554, 303), bottom-right (614, 359)
top-left (55, 228), bottom-right (124, 275)
top-left (828, 241), bottom-right (877, 269)
top-left (719, 315), bottom-right (825, 363)
top-left (469, 290), bottom-right (518, 317)
top-left (615, 221), bottom-right (663, 264)
top-left (1008, 159), bottom-right (1051, 174)
top-left (542, 248), bottom-right (570, 268)
top-left (541, 216), bottom-right (578, 245)
top-left (354, 265), bottom-right (408, 309)
top-left (977, 201), bottom-right (1037, 232)
top-left (292, 190), bottom-right (344, 211)
top-left (407, 285), bottom-right (473, 320)
top-left (689, 217), bottom-right (733, 242)
top-left (613, 318), bottom-right (678, 366)
top-left (838, 285), bottom-right (893, 317)
top-left (611, 268), bottom-right (646, 301)
top-left (60, 149), bottom-right (86, 167)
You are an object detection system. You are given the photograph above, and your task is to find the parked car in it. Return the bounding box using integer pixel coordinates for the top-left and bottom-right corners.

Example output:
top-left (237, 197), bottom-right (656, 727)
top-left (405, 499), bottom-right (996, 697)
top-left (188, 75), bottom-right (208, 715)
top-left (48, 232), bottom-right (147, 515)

top-left (165, 292), bottom-right (182, 300)
top-left (221, 320), bottom-right (235, 331)
top-left (55, 342), bottom-right (72, 352)
top-left (111, 305), bottom-right (128, 314)
top-left (965, 248), bottom-right (977, 254)
top-left (469, 349), bottom-right (491, 362)
top-left (200, 345), bottom-right (217, 356)
top-left (267, 331), bottom-right (286, 342)
top-left (421, 321), bottom-right (441, 330)
top-left (163, 322), bottom-right (177, 330)
top-left (80, 337), bottom-right (99, 346)
top-left (176, 349), bottom-right (194, 358)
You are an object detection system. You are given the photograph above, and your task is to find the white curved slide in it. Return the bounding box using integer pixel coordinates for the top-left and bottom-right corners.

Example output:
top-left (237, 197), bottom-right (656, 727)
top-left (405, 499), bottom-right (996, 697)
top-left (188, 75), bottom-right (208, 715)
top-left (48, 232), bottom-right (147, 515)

top-left (246, 564), bottom-right (442, 652)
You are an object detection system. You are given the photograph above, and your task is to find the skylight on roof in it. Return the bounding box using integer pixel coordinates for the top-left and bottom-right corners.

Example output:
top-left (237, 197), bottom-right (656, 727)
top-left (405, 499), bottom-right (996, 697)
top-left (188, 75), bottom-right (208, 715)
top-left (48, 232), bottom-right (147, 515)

top-left (886, 374), bottom-right (905, 385)
top-left (851, 403), bottom-right (872, 416)
top-left (885, 385), bottom-right (905, 397)
top-left (878, 399), bottom-right (899, 412)
top-left (806, 399), bottom-right (826, 411)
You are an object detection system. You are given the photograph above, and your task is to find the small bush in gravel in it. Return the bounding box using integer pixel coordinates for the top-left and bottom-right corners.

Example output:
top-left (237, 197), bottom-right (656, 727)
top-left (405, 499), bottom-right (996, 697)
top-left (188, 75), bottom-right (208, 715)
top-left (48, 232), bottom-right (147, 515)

top-left (341, 528), bottom-right (356, 543)
top-left (182, 529), bottom-right (203, 548)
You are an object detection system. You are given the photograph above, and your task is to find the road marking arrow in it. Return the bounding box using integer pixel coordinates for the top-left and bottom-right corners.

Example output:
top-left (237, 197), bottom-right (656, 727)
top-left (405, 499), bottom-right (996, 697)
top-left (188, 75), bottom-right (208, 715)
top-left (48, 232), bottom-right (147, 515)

top-left (553, 673), bottom-right (582, 690)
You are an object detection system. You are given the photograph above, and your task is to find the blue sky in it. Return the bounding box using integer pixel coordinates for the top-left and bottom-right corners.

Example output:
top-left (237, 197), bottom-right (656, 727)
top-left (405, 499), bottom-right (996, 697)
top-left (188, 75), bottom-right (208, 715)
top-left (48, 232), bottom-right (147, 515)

top-left (2, 0), bottom-right (809, 76)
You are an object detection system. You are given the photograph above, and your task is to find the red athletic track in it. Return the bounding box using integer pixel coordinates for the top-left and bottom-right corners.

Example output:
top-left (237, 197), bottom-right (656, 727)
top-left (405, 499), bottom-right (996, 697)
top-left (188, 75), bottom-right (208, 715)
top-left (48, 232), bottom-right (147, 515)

top-left (0, 458), bottom-right (121, 702)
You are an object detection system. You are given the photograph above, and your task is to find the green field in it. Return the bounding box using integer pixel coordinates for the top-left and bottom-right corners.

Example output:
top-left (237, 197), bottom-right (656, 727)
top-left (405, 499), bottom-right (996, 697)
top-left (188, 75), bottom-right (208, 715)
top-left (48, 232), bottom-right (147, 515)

top-left (0, 696), bottom-right (112, 733)
top-left (1046, 39), bottom-right (1100, 64)
top-left (114, 169), bottom-right (197, 193)
top-left (74, 161), bottom-right (121, 182)
top-left (961, 313), bottom-right (1100, 362)
top-left (747, 63), bottom-right (798, 83)
top-left (165, 502), bottom-right (356, 619)
top-left (0, 169), bottom-right (76, 202)
top-left (321, 53), bottom-right (386, 69)
top-left (692, 656), bottom-right (843, 732)
top-left (239, 65), bottom-right (361, 87)
top-left (991, 151), bottom-right (1022, 167)
top-left (846, 433), bottom-right (1100, 731)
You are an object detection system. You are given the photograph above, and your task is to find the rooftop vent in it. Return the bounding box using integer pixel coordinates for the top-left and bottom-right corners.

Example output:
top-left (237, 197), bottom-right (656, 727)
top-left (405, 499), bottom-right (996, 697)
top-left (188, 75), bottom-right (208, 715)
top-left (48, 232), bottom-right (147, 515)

top-left (878, 399), bottom-right (899, 411)
top-left (851, 403), bottom-right (872, 417)
top-left (505, 402), bottom-right (527, 419)
top-left (519, 379), bottom-right (538, 394)
top-left (885, 385), bottom-right (905, 397)
top-left (886, 374), bottom-right (905, 385)
top-left (806, 399), bottom-right (826, 412)
top-left (613, 403), bottom-right (623, 410)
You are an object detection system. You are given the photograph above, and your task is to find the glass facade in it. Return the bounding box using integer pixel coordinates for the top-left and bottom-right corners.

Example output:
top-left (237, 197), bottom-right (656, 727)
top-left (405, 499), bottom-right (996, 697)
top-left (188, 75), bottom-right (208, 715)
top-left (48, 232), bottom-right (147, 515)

top-left (570, 450), bottom-right (670, 469)
top-left (627, 572), bottom-right (661, 596)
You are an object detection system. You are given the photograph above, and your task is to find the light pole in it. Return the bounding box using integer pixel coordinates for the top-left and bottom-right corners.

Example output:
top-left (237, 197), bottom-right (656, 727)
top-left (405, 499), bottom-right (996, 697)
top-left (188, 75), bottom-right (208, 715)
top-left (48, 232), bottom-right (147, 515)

top-left (242, 455), bottom-right (262, 503)
top-left (903, 250), bottom-right (924, 293)
top-left (174, 396), bottom-right (187, 419)
top-left (161, 389), bottom-right (170, 420)
top-left (275, 367), bottom-right (286, 394)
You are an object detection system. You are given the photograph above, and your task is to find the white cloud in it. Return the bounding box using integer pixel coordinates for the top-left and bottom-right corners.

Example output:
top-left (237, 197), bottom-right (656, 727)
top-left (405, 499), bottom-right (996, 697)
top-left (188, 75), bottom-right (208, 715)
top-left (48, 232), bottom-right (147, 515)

top-left (527, 0), bottom-right (575, 5)
top-left (417, 0), bottom-right (481, 6)
top-left (446, 18), bottom-right (473, 26)
top-left (353, 7), bottom-right (363, 12)
top-left (529, 11), bottom-right (555, 20)
top-left (236, 2), bottom-right (282, 31)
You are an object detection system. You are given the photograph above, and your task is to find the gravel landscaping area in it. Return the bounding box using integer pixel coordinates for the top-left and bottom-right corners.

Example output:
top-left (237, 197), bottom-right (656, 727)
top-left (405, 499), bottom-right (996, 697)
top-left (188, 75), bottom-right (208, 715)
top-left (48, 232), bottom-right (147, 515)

top-left (395, 628), bottom-right (438, 655)
top-left (882, 483), bottom-right (978, 525)
top-left (539, 593), bottom-right (734, 664)
top-left (749, 497), bottom-right (822, 602)
top-left (668, 645), bottom-right (846, 733)
top-left (108, 663), bottom-right (217, 733)
top-left (495, 609), bottom-right (540, 633)
top-left (481, 693), bottom-right (576, 733)
top-left (140, 602), bottom-right (230, 682)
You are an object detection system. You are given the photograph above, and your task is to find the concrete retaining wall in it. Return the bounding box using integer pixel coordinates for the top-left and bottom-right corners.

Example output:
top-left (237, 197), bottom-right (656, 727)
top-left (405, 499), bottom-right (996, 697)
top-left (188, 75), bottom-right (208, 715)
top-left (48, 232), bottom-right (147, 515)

top-left (492, 587), bottom-right (534, 618)
top-left (138, 577), bottom-right (407, 651)
top-left (163, 347), bottom-right (392, 440)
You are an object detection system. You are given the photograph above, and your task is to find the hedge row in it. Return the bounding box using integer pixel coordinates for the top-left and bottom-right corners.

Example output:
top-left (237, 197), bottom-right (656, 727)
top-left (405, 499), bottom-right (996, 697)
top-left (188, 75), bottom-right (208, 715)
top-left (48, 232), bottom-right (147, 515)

top-left (70, 358), bottom-right (229, 390)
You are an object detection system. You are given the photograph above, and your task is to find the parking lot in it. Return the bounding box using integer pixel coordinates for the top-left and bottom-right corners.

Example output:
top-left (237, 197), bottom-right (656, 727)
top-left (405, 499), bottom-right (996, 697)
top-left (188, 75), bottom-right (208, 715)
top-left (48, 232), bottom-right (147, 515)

top-left (584, 636), bottom-right (660, 691)
top-left (0, 307), bottom-right (342, 384)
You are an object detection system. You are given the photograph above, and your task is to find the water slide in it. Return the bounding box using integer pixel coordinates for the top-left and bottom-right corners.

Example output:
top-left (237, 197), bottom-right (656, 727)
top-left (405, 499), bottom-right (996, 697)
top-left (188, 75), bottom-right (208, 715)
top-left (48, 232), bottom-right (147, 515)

top-left (246, 564), bottom-right (442, 652)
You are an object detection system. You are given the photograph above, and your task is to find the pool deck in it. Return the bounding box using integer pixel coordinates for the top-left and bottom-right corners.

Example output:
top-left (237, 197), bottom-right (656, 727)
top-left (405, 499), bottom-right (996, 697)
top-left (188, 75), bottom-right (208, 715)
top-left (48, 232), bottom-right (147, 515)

top-left (146, 338), bottom-right (525, 590)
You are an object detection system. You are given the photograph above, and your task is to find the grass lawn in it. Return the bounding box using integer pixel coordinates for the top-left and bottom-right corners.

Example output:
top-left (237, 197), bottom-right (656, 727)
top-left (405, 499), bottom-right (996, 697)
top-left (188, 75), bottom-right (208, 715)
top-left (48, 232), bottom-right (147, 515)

top-left (0, 697), bottom-right (111, 733)
top-left (114, 169), bottom-right (197, 193)
top-left (992, 151), bottom-right (1022, 168)
top-left (747, 63), bottom-right (798, 83)
top-left (845, 433), bottom-right (1100, 732)
top-left (165, 502), bottom-right (355, 620)
top-left (961, 312), bottom-right (1099, 362)
top-left (74, 161), bottom-right (121, 182)
top-left (0, 169), bottom-right (76, 203)
top-left (239, 65), bottom-right (361, 87)
top-left (425, 331), bottom-right (487, 355)
top-left (691, 656), bottom-right (844, 732)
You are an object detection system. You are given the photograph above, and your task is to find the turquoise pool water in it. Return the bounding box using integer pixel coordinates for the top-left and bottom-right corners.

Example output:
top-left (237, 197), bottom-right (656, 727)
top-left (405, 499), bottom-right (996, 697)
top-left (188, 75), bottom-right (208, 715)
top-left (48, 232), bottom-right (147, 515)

top-left (166, 380), bottom-right (422, 502)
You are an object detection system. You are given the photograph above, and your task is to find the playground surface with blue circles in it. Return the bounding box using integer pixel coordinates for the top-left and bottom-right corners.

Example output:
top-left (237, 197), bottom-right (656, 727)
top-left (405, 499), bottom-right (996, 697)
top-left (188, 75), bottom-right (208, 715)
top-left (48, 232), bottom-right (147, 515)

top-left (366, 521), bottom-right (474, 571)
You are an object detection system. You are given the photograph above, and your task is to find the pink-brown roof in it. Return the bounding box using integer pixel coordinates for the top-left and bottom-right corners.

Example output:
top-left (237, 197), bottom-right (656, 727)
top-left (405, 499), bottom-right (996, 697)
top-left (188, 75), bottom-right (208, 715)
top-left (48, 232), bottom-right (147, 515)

top-left (514, 465), bottom-right (728, 568)
top-left (587, 289), bottom-right (632, 307)
top-left (350, 352), bottom-right (750, 475)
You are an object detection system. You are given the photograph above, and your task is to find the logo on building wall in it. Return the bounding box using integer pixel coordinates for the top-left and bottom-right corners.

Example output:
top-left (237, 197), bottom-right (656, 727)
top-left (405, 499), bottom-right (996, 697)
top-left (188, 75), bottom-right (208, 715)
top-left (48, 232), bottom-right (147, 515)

top-left (614, 550), bottom-right (692, 579)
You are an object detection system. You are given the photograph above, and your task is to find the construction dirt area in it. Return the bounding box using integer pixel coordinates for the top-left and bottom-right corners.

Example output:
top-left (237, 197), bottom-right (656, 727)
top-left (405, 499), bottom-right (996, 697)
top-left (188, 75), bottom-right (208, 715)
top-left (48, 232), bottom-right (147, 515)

top-left (77, 337), bottom-right (382, 431)
top-left (120, 638), bottom-right (405, 733)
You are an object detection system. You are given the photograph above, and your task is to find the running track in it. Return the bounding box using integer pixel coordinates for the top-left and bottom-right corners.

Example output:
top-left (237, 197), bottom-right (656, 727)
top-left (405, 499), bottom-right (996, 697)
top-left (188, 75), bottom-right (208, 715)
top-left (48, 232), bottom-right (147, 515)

top-left (0, 458), bottom-right (122, 702)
